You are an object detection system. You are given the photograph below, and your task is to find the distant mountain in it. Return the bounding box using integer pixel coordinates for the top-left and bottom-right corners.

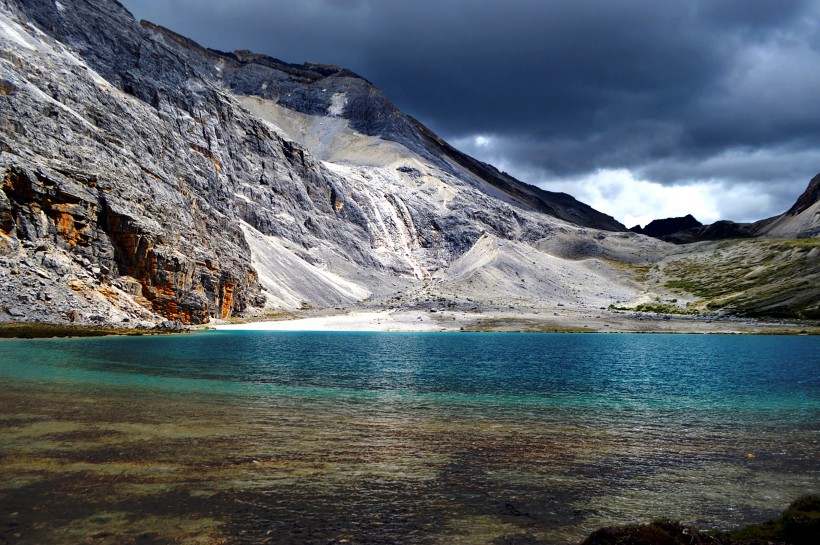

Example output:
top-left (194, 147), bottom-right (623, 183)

top-left (632, 175), bottom-right (820, 244)
top-left (752, 173), bottom-right (820, 239)
top-left (629, 215), bottom-right (702, 238)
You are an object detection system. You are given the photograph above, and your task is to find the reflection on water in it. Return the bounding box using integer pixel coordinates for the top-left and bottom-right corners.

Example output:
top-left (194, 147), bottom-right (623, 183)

top-left (0, 333), bottom-right (818, 544)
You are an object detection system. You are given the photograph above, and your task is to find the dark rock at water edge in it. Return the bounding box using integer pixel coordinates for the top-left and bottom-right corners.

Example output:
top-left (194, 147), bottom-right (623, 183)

top-left (581, 495), bottom-right (820, 545)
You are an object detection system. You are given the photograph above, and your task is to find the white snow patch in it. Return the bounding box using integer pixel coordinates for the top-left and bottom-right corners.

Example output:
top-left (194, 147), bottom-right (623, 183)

top-left (54, 1), bottom-right (66, 13)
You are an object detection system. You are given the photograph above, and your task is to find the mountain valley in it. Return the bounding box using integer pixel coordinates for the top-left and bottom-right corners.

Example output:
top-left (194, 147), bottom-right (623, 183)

top-left (0, 0), bottom-right (817, 333)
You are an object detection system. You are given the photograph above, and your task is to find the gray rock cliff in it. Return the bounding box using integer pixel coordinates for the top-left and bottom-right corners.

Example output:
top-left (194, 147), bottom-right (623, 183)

top-left (0, 0), bottom-right (631, 325)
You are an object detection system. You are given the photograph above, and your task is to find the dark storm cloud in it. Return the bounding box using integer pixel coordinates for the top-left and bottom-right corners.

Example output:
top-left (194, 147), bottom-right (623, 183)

top-left (119, 0), bottom-right (820, 222)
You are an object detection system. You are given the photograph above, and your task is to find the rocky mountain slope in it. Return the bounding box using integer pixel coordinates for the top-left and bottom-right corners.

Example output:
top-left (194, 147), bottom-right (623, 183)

top-left (0, 0), bottom-right (817, 328)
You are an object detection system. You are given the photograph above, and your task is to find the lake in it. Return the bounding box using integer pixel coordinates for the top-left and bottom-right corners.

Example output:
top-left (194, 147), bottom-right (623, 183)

top-left (0, 332), bottom-right (817, 544)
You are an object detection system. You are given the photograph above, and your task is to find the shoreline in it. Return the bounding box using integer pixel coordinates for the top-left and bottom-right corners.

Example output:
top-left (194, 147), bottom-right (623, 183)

top-left (2, 308), bottom-right (818, 338)
top-left (209, 308), bottom-right (820, 335)
top-left (0, 321), bottom-right (187, 339)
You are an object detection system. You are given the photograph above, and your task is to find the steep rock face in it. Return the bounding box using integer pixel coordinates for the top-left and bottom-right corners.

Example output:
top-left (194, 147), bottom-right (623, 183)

top-left (0, 0), bottom-right (270, 323)
top-left (145, 22), bottom-right (625, 233)
top-left (785, 173), bottom-right (820, 216)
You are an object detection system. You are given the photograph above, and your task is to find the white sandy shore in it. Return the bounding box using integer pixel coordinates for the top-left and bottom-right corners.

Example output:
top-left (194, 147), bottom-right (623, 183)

top-left (209, 309), bottom-right (817, 335)
top-left (212, 310), bottom-right (456, 332)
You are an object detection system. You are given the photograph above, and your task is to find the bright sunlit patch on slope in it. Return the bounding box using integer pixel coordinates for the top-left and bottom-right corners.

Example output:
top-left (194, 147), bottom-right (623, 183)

top-left (240, 222), bottom-right (370, 309)
top-left (0, 12), bottom-right (36, 50)
top-left (328, 92), bottom-right (347, 117)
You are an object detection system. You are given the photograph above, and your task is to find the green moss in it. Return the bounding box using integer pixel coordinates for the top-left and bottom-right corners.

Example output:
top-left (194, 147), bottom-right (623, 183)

top-left (773, 237), bottom-right (820, 249)
top-left (728, 495), bottom-right (820, 545)
top-left (0, 322), bottom-right (175, 339)
top-left (600, 259), bottom-right (651, 282)
top-left (609, 303), bottom-right (694, 315)
top-left (661, 239), bottom-right (819, 318)
top-left (665, 280), bottom-right (698, 292)
top-left (633, 303), bottom-right (693, 315)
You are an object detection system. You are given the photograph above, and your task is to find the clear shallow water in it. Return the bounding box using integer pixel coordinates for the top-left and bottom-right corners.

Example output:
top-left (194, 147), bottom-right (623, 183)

top-left (0, 332), bottom-right (818, 544)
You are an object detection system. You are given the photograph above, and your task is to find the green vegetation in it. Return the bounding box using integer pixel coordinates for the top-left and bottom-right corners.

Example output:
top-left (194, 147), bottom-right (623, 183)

top-left (465, 318), bottom-right (588, 333)
top-left (662, 238), bottom-right (819, 319)
top-left (632, 302), bottom-right (693, 315)
top-left (0, 322), bottom-right (177, 339)
top-left (600, 259), bottom-right (651, 283)
top-left (633, 266), bottom-right (650, 283)
top-left (727, 495), bottom-right (820, 545)
top-left (609, 299), bottom-right (694, 315)
top-left (776, 237), bottom-right (820, 249)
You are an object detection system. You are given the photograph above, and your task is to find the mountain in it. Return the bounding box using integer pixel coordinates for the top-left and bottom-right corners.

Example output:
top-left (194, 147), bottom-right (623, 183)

top-left (0, 0), bottom-right (817, 327)
top-left (752, 173), bottom-right (820, 238)
top-left (0, 0), bottom-right (636, 327)
top-left (638, 176), bottom-right (820, 244)
top-left (629, 214), bottom-right (702, 238)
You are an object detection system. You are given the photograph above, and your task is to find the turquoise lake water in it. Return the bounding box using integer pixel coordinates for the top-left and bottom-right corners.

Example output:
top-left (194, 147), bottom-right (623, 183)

top-left (0, 332), bottom-right (818, 544)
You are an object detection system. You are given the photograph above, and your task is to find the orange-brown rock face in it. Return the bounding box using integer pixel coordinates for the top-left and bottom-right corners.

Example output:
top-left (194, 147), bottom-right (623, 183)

top-left (219, 281), bottom-right (235, 319)
top-left (50, 204), bottom-right (93, 248)
top-left (1, 165), bottom-right (261, 325)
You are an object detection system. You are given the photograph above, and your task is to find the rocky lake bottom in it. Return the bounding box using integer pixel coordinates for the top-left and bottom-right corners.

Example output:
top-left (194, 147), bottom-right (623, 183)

top-left (0, 332), bottom-right (817, 544)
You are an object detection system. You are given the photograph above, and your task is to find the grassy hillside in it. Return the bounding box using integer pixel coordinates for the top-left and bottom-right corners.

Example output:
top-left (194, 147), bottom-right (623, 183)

top-left (661, 239), bottom-right (819, 319)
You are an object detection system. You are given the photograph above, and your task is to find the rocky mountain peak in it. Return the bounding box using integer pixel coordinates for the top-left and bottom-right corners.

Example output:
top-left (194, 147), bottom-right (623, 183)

top-left (629, 214), bottom-right (702, 238)
top-left (785, 172), bottom-right (820, 217)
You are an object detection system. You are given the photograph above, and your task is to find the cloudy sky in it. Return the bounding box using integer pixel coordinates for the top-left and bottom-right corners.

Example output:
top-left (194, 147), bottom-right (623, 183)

top-left (120, 0), bottom-right (820, 227)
